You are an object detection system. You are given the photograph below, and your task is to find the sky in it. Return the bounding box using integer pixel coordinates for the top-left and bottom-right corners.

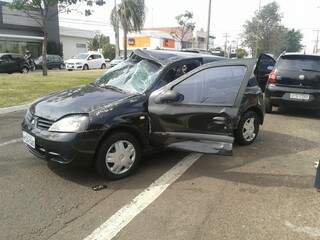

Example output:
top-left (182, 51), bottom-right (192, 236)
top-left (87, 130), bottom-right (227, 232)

top-left (60, 0), bottom-right (320, 53)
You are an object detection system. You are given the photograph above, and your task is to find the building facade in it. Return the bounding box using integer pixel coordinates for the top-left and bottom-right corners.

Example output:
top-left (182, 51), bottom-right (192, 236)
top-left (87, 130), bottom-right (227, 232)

top-left (59, 26), bottom-right (95, 60)
top-left (126, 31), bottom-right (181, 51)
top-left (0, 1), bottom-right (60, 57)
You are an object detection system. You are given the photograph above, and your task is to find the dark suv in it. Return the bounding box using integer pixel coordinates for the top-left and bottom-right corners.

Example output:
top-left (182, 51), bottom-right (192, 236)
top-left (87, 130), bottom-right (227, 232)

top-left (265, 53), bottom-right (320, 112)
top-left (0, 53), bottom-right (29, 74)
top-left (22, 49), bottom-right (268, 179)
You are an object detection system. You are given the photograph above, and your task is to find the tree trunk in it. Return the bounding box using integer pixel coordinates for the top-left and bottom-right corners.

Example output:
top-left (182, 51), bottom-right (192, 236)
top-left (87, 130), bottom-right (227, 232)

top-left (123, 28), bottom-right (128, 60)
top-left (42, 18), bottom-right (48, 76)
top-left (114, 0), bottom-right (120, 58)
top-left (115, 28), bottom-right (120, 58)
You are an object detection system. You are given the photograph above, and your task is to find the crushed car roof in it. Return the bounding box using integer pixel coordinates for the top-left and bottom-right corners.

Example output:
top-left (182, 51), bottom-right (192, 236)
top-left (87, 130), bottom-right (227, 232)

top-left (133, 49), bottom-right (226, 66)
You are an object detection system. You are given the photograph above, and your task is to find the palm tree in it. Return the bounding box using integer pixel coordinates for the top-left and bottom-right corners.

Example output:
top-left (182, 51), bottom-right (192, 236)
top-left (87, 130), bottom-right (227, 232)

top-left (111, 0), bottom-right (145, 59)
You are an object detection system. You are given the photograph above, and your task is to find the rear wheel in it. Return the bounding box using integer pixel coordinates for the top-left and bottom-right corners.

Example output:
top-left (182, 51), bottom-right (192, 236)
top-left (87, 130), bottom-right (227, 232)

top-left (235, 111), bottom-right (259, 145)
top-left (95, 132), bottom-right (141, 180)
top-left (101, 63), bottom-right (106, 69)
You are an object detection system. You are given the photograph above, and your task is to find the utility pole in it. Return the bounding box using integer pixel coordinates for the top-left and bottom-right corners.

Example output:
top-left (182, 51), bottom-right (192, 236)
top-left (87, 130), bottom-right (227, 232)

top-left (206, 0), bottom-right (212, 51)
top-left (258, 0), bottom-right (262, 11)
top-left (114, 0), bottom-right (120, 58)
top-left (314, 29), bottom-right (320, 54)
top-left (224, 33), bottom-right (229, 57)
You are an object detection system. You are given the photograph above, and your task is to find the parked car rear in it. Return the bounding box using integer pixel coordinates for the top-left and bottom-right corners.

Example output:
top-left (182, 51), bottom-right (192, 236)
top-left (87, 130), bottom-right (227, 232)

top-left (35, 55), bottom-right (64, 70)
top-left (0, 53), bottom-right (29, 74)
top-left (265, 53), bottom-right (320, 112)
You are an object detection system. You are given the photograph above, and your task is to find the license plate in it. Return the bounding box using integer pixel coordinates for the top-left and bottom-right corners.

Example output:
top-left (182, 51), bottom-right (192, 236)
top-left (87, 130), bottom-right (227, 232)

top-left (289, 93), bottom-right (310, 100)
top-left (23, 131), bottom-right (35, 149)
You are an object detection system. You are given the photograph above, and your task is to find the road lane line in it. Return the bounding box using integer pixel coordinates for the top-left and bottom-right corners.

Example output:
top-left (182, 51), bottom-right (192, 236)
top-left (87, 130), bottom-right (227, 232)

top-left (83, 152), bottom-right (203, 240)
top-left (0, 138), bottom-right (22, 147)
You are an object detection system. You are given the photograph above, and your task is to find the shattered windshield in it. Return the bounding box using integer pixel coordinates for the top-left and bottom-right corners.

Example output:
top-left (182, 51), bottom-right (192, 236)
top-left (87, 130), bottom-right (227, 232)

top-left (94, 58), bottom-right (162, 94)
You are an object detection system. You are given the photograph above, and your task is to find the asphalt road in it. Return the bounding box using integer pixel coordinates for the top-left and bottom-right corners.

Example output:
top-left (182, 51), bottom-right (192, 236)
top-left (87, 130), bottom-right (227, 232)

top-left (0, 108), bottom-right (319, 240)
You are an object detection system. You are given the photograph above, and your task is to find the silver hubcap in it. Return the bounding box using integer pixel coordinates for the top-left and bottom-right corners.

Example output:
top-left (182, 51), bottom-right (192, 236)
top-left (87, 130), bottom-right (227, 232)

top-left (22, 68), bottom-right (28, 73)
top-left (105, 140), bottom-right (136, 175)
top-left (242, 117), bottom-right (256, 141)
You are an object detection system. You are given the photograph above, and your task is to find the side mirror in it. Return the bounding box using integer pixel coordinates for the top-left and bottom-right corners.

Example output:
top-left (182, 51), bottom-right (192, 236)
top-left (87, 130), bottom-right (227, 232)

top-left (154, 90), bottom-right (184, 104)
top-left (267, 66), bottom-right (274, 71)
top-left (88, 57), bottom-right (93, 60)
top-left (105, 58), bottom-right (111, 62)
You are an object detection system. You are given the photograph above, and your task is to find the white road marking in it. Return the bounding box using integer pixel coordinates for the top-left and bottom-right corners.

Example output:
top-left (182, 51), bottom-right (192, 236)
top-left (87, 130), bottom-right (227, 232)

top-left (285, 221), bottom-right (320, 238)
top-left (83, 152), bottom-right (203, 240)
top-left (0, 138), bottom-right (22, 147)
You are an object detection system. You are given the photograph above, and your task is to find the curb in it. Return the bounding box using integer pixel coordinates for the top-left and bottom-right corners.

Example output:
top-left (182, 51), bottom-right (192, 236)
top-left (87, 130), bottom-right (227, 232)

top-left (0, 104), bottom-right (30, 115)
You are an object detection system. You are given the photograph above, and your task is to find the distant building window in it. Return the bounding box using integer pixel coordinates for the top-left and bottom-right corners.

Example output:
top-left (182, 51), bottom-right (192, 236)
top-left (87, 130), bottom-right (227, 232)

top-left (76, 43), bottom-right (87, 49)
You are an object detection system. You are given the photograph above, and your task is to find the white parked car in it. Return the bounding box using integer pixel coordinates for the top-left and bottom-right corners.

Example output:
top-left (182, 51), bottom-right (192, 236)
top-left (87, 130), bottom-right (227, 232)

top-left (109, 58), bottom-right (124, 68)
top-left (65, 52), bottom-right (106, 71)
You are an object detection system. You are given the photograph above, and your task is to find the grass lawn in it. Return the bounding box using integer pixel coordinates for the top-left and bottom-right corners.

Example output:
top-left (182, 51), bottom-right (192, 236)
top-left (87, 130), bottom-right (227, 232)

top-left (0, 69), bottom-right (105, 108)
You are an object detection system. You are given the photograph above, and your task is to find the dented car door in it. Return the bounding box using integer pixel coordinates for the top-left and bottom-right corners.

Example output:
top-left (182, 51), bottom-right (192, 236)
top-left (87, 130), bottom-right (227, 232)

top-left (148, 59), bottom-right (256, 155)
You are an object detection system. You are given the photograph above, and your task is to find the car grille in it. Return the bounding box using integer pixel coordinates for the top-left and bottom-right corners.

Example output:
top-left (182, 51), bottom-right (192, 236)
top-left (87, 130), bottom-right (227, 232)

top-left (26, 112), bottom-right (54, 130)
top-left (36, 117), bottom-right (54, 130)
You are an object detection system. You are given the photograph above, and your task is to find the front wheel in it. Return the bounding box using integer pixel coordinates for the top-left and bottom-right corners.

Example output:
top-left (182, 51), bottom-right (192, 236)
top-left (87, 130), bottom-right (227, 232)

top-left (95, 132), bottom-right (141, 180)
top-left (235, 111), bottom-right (259, 146)
top-left (101, 63), bottom-right (106, 69)
top-left (83, 64), bottom-right (89, 70)
top-left (21, 67), bottom-right (29, 74)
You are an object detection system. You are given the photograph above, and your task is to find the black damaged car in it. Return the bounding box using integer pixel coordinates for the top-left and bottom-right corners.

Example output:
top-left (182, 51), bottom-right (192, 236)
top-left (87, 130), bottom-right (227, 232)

top-left (22, 49), bottom-right (268, 179)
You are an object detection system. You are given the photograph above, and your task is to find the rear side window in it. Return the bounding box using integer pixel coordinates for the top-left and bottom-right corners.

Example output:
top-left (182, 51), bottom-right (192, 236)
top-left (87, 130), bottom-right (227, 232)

top-left (278, 55), bottom-right (320, 71)
top-left (173, 66), bottom-right (247, 105)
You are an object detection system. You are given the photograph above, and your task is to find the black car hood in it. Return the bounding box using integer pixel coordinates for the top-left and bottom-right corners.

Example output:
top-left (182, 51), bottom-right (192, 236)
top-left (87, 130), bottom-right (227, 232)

top-left (31, 84), bottom-right (134, 120)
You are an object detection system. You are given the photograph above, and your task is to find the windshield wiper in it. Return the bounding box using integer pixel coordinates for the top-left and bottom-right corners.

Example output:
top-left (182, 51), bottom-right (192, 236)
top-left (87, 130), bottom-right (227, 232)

top-left (99, 84), bottom-right (127, 93)
top-left (302, 68), bottom-right (320, 73)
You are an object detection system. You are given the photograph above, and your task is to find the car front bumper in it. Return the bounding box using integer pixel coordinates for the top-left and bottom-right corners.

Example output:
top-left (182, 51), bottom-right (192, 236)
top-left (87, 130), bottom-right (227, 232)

top-left (21, 120), bottom-right (104, 166)
top-left (265, 84), bottom-right (320, 110)
top-left (65, 64), bottom-right (83, 70)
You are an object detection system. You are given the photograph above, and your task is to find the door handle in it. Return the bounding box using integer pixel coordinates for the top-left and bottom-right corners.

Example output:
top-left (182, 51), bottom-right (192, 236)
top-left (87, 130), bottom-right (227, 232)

top-left (212, 116), bottom-right (226, 124)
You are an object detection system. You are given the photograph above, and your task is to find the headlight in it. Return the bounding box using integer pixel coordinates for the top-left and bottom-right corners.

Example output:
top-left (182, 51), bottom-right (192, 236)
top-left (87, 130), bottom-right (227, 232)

top-left (48, 115), bottom-right (89, 133)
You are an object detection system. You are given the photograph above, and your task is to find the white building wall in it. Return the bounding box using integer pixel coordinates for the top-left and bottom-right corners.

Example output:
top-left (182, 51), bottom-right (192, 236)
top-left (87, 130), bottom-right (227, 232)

top-left (60, 35), bottom-right (89, 60)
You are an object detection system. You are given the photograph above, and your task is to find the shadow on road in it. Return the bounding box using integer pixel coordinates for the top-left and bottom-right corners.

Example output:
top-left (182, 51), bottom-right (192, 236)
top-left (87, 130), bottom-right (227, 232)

top-left (47, 150), bottom-right (186, 189)
top-left (183, 130), bottom-right (318, 189)
top-left (272, 106), bottom-right (320, 120)
top-left (47, 128), bottom-right (318, 190)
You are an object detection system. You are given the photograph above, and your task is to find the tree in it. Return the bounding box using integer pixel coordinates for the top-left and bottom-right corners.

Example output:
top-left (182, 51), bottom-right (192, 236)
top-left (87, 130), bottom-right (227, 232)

top-left (175, 11), bottom-right (195, 49)
top-left (10, 0), bottom-right (104, 76)
top-left (243, 2), bottom-right (285, 57)
top-left (88, 33), bottom-right (110, 51)
top-left (111, 0), bottom-right (145, 59)
top-left (286, 29), bottom-right (303, 52)
top-left (236, 48), bottom-right (248, 59)
top-left (103, 43), bottom-right (116, 60)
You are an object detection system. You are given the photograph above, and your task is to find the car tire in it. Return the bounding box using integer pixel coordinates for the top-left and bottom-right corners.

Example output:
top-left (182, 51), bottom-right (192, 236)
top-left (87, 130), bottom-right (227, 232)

top-left (21, 67), bottom-right (29, 74)
top-left (67, 69), bottom-right (73, 71)
top-left (59, 64), bottom-right (64, 69)
top-left (83, 64), bottom-right (89, 70)
top-left (95, 132), bottom-right (141, 180)
top-left (101, 63), bottom-right (106, 69)
top-left (265, 98), bottom-right (273, 113)
top-left (235, 111), bottom-right (259, 146)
